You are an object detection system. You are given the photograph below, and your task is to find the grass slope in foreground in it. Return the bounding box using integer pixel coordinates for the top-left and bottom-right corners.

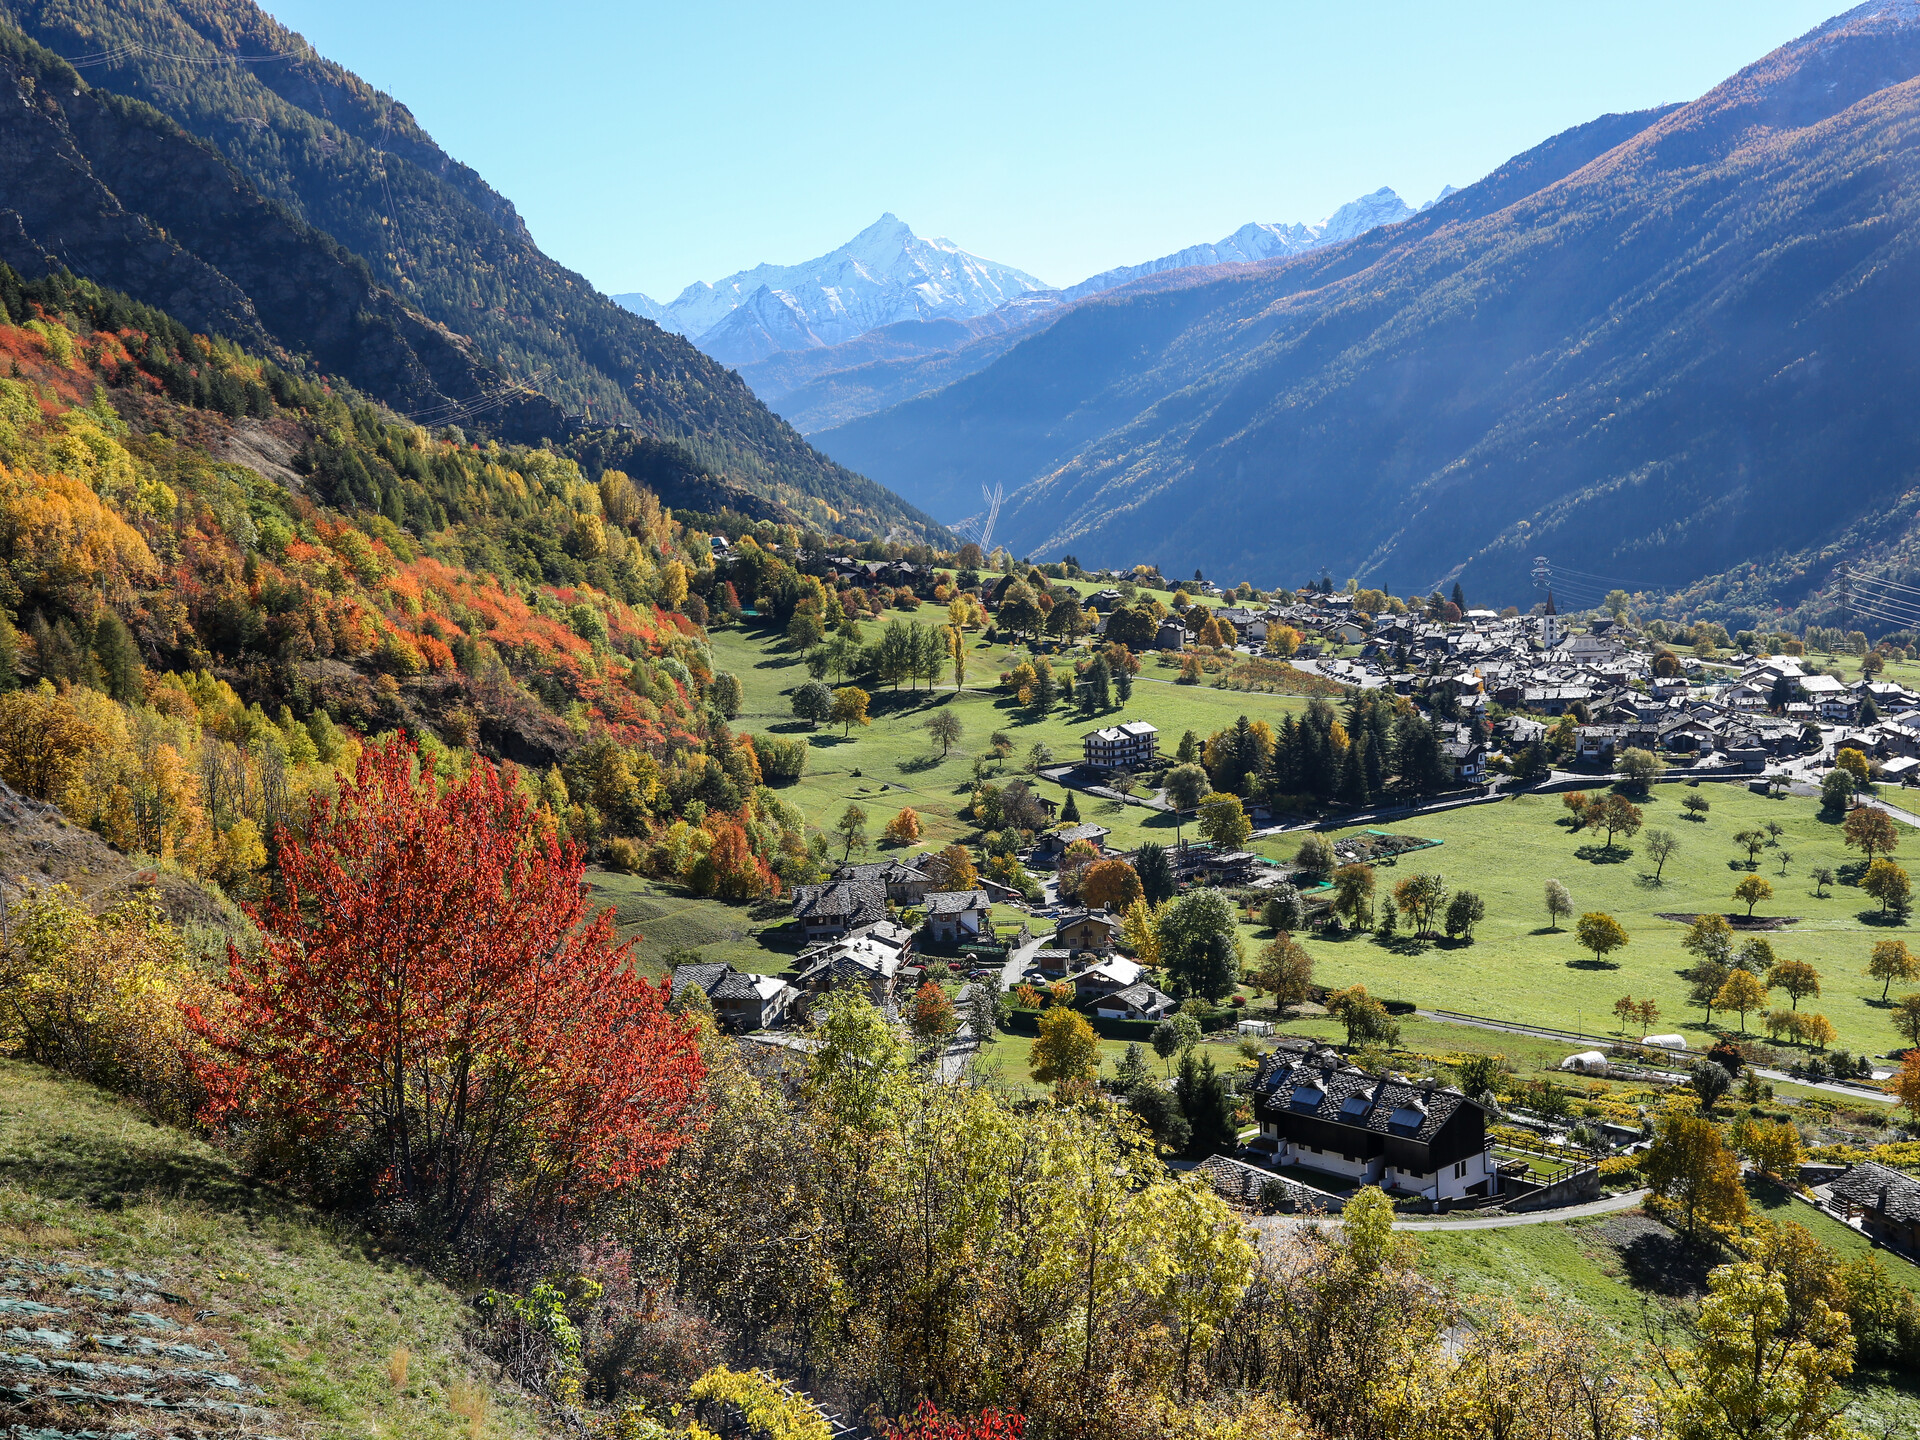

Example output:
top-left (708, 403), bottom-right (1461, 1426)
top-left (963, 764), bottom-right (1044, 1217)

top-left (0, 1059), bottom-right (548, 1440)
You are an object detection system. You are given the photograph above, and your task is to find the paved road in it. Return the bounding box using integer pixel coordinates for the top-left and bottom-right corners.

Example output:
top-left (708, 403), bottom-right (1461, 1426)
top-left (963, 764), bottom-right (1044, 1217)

top-left (1412, 1009), bottom-right (1896, 1105)
top-left (1249, 1188), bottom-right (1651, 1236)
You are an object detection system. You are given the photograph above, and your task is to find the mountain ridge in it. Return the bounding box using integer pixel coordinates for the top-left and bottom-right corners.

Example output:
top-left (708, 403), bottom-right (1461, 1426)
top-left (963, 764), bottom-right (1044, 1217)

top-left (0, 0), bottom-right (946, 541)
top-left (615, 213), bottom-right (1050, 367)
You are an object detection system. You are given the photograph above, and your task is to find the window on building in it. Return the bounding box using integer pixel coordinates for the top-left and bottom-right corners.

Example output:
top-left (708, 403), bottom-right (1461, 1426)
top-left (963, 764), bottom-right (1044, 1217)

top-left (1454, 1160), bottom-right (1468, 1178)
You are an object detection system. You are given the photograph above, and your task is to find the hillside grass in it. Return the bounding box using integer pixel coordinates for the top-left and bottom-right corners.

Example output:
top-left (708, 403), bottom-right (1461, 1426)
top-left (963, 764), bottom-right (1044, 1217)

top-left (1256, 783), bottom-right (1917, 1059)
top-left (711, 611), bottom-right (1309, 857)
top-left (0, 1060), bottom-right (549, 1440)
top-left (1415, 1178), bottom-right (1920, 1429)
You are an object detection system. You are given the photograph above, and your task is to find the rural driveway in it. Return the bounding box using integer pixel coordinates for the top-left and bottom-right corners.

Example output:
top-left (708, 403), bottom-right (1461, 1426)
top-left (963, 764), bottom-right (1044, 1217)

top-left (1248, 1188), bottom-right (1651, 1236)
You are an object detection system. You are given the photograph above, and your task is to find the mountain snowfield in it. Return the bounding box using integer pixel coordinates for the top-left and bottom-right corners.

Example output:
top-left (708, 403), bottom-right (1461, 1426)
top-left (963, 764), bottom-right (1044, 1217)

top-left (618, 187), bottom-right (1447, 372)
top-left (614, 214), bottom-right (1051, 366)
top-left (1062, 185), bottom-right (1455, 299)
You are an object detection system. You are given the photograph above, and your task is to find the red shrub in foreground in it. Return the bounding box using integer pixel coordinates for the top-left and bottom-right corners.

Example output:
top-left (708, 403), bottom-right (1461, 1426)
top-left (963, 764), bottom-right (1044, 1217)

top-left (881, 1402), bottom-right (1024, 1440)
top-left (186, 735), bottom-right (704, 1254)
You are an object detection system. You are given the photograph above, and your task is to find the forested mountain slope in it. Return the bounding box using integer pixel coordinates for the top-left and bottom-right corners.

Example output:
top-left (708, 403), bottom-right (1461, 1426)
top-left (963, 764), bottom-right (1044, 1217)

top-left (819, 1), bottom-right (1920, 617)
top-left (0, 0), bottom-right (943, 541)
top-left (0, 264), bottom-right (816, 906)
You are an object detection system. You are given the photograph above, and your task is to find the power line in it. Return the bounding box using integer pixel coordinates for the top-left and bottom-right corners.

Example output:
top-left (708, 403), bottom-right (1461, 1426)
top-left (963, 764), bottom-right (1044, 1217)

top-left (1845, 569), bottom-right (1920, 602)
top-left (65, 40), bottom-right (300, 69)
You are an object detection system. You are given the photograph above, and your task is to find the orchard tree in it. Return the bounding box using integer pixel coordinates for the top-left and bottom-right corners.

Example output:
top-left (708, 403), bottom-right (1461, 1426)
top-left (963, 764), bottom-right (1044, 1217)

top-left (1443, 889), bottom-right (1486, 942)
top-left (1163, 762), bottom-right (1212, 814)
top-left (1594, 793), bottom-right (1643, 850)
top-left (1713, 969), bottom-right (1769, 1033)
top-left (884, 808), bottom-right (923, 845)
top-left (1575, 911), bottom-right (1628, 967)
top-left (1733, 828), bottom-right (1768, 868)
top-left (1894, 993), bottom-right (1920, 1052)
top-left (909, 980), bottom-right (958, 1048)
top-left (1733, 874), bottom-right (1773, 918)
top-left (1682, 792), bottom-right (1711, 821)
top-left (1690, 1057), bottom-right (1733, 1111)
top-left (1821, 767), bottom-right (1855, 813)
top-left (1768, 958), bottom-right (1821, 1010)
top-left (1544, 878), bottom-right (1573, 931)
top-left (185, 735), bottom-right (704, 1250)
top-left (1644, 828), bottom-right (1679, 881)
top-left (1868, 938), bottom-right (1919, 1000)
top-left (1843, 804), bottom-right (1898, 863)
top-left (1862, 858), bottom-right (1911, 917)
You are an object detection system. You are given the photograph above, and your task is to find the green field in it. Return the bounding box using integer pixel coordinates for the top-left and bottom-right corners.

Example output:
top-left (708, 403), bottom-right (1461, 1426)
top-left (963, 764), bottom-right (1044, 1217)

top-left (710, 612), bottom-right (1310, 855)
top-left (1255, 783), bottom-right (1919, 1059)
top-left (585, 869), bottom-right (798, 977)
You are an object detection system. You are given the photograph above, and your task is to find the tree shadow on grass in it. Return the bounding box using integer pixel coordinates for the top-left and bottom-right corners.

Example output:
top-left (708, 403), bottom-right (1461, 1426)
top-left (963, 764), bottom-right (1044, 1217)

top-left (1575, 844), bottom-right (1631, 865)
top-left (1857, 910), bottom-right (1910, 927)
top-left (1633, 873), bottom-right (1669, 889)
top-left (1528, 926), bottom-right (1566, 936)
top-left (1599, 1217), bottom-right (1716, 1299)
top-left (896, 752), bottom-right (946, 774)
top-left (765, 719), bottom-right (814, 734)
top-left (1567, 958), bottom-right (1621, 970)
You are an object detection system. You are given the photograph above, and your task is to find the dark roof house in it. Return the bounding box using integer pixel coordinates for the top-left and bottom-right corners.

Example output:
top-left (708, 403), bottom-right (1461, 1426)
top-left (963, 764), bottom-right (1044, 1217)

top-left (791, 879), bottom-right (889, 938)
top-left (1826, 1160), bottom-right (1920, 1254)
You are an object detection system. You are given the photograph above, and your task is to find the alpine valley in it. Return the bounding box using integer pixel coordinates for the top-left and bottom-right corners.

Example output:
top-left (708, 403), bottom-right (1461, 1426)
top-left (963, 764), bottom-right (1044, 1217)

top-left (801, 0), bottom-right (1920, 629)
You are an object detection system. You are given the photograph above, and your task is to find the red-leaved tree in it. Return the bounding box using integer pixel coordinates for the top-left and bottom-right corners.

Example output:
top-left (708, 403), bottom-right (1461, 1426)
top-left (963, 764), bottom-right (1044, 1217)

top-left (881, 1403), bottom-right (1024, 1440)
top-left (186, 734), bottom-right (704, 1259)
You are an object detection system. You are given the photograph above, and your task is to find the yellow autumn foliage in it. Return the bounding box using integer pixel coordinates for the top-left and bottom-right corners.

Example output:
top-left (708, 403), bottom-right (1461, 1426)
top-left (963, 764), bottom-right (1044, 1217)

top-left (0, 885), bottom-right (218, 1124)
top-left (0, 460), bottom-right (158, 605)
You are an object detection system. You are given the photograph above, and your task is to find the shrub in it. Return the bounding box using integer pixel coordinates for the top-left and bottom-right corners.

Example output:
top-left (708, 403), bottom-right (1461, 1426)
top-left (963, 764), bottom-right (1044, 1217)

top-left (0, 885), bottom-right (215, 1124)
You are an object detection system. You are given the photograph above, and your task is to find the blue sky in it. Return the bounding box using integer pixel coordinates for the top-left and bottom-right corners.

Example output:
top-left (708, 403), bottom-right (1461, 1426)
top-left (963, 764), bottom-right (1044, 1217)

top-left (261, 0), bottom-right (1848, 300)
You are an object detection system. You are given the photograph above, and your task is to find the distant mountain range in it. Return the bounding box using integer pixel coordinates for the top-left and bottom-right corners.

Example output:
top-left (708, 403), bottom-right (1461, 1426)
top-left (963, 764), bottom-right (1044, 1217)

top-left (614, 214), bottom-right (1051, 367)
top-left (0, 0), bottom-right (946, 540)
top-left (812, 0), bottom-right (1920, 624)
top-left (717, 188), bottom-right (1445, 433)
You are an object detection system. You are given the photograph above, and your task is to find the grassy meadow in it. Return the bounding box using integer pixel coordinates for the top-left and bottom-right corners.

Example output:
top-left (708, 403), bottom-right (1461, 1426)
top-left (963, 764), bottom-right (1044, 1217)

top-left (1261, 782), bottom-right (1918, 1059)
top-left (710, 610), bottom-right (1311, 856)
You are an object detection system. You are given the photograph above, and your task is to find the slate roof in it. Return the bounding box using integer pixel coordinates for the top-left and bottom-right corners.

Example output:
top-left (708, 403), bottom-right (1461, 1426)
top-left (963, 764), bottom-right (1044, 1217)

top-left (1251, 1054), bottom-right (1472, 1145)
top-left (925, 889), bottom-right (991, 915)
top-left (1828, 1160), bottom-right (1920, 1223)
top-left (1095, 981), bottom-right (1174, 1012)
top-left (792, 879), bottom-right (888, 928)
top-left (670, 962), bottom-right (730, 1003)
top-left (835, 859), bottom-right (930, 885)
top-left (1052, 907), bottom-right (1123, 932)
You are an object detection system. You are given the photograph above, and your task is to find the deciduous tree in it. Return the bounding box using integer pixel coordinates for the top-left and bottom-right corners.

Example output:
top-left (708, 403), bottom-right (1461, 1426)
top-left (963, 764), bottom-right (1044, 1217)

top-left (1575, 911), bottom-right (1628, 967)
top-left (831, 685), bottom-right (871, 735)
top-left (1642, 1113), bottom-right (1748, 1244)
top-left (1644, 828), bottom-right (1679, 881)
top-left (1080, 858), bottom-right (1143, 913)
top-left (884, 808), bottom-right (923, 845)
top-left (1544, 878), bottom-right (1573, 931)
top-left (926, 710), bottom-right (963, 755)
top-left (1768, 958), bottom-right (1820, 1010)
top-left (185, 736), bottom-right (703, 1250)
top-left (1867, 938), bottom-right (1917, 1001)
top-left (1733, 874), bottom-right (1772, 918)
top-left (1842, 804), bottom-right (1898, 863)
top-left (1028, 1006), bottom-right (1099, 1093)
top-left (1252, 934), bottom-right (1313, 1013)
top-left (1861, 858), bottom-right (1910, 917)
top-left (1714, 969), bottom-right (1769, 1033)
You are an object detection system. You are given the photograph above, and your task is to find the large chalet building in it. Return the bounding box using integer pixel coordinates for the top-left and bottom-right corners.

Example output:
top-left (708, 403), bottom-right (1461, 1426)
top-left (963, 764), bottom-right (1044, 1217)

top-left (1247, 1049), bottom-right (1495, 1202)
top-left (1082, 720), bottom-right (1159, 771)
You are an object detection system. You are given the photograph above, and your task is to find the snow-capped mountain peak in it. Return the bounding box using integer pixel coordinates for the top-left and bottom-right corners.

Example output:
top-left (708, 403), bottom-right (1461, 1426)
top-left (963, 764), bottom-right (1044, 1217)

top-left (1062, 184), bottom-right (1450, 300)
top-left (614, 216), bottom-right (1050, 366)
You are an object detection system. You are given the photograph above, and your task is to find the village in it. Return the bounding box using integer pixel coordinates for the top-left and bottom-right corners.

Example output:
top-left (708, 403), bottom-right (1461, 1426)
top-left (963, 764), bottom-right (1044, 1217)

top-left (668, 549), bottom-right (1920, 1267)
